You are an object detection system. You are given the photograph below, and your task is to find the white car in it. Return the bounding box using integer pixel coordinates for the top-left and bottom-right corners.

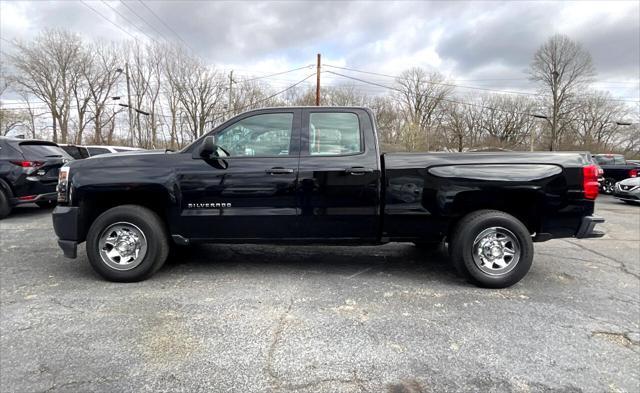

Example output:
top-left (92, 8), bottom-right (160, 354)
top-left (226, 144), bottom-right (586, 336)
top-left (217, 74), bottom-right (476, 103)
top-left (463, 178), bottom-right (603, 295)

top-left (84, 145), bottom-right (145, 157)
top-left (614, 177), bottom-right (640, 205)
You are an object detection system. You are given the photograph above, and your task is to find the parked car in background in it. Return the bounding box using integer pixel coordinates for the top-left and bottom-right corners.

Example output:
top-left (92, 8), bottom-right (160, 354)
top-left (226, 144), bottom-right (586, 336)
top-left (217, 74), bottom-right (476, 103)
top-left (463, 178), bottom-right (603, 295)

top-left (58, 144), bottom-right (90, 160)
top-left (0, 136), bottom-right (73, 219)
top-left (53, 106), bottom-right (604, 288)
top-left (614, 177), bottom-right (640, 205)
top-left (592, 154), bottom-right (639, 194)
top-left (84, 145), bottom-right (145, 156)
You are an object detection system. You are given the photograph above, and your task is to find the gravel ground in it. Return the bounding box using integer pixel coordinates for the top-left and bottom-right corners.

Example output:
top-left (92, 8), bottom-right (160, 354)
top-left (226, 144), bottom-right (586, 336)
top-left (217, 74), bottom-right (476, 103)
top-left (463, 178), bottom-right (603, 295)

top-left (0, 195), bottom-right (638, 393)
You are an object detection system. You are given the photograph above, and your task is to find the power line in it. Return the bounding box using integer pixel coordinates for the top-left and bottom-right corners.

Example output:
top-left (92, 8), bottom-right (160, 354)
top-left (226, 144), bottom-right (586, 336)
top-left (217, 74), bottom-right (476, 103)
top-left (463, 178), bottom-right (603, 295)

top-left (100, 0), bottom-right (159, 44)
top-left (119, 1), bottom-right (167, 41)
top-left (152, 73), bottom-right (316, 120)
top-left (324, 70), bottom-right (546, 118)
top-left (234, 65), bottom-right (315, 83)
top-left (79, 0), bottom-right (141, 42)
top-left (137, 0), bottom-right (196, 53)
top-left (323, 64), bottom-right (640, 103)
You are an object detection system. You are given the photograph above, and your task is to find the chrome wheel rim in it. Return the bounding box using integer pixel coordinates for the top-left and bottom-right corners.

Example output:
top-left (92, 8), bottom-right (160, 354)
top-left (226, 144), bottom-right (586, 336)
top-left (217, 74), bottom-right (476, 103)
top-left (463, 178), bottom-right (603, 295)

top-left (472, 227), bottom-right (520, 276)
top-left (98, 222), bottom-right (147, 271)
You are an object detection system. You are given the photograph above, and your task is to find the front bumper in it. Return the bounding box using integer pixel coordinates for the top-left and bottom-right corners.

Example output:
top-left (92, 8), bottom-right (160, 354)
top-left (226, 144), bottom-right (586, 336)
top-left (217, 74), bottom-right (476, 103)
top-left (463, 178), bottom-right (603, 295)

top-left (10, 192), bottom-right (57, 206)
top-left (613, 183), bottom-right (640, 201)
top-left (52, 206), bottom-right (82, 259)
top-left (575, 216), bottom-right (605, 239)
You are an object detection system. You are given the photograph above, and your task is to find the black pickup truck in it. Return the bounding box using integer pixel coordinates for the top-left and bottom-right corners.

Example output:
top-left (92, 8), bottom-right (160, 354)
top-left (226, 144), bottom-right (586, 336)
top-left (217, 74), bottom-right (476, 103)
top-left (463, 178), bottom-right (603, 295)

top-left (52, 107), bottom-right (604, 288)
top-left (592, 154), bottom-right (639, 194)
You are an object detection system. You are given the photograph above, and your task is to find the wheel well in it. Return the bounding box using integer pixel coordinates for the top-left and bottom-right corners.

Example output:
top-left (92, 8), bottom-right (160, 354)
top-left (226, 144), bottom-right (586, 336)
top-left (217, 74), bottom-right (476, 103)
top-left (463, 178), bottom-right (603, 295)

top-left (445, 193), bottom-right (540, 241)
top-left (78, 190), bottom-right (171, 242)
top-left (0, 177), bottom-right (14, 198)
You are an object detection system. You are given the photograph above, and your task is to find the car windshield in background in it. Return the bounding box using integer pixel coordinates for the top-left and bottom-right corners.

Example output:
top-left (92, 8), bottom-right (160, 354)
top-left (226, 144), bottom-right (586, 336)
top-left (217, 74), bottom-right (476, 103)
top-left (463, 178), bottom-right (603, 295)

top-left (594, 155), bottom-right (626, 165)
top-left (114, 148), bottom-right (136, 152)
top-left (19, 143), bottom-right (72, 160)
top-left (87, 147), bottom-right (111, 156)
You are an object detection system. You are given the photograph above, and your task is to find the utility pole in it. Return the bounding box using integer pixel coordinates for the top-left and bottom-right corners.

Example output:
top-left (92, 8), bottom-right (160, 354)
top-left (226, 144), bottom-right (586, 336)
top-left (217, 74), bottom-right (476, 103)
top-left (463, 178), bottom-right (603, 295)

top-left (315, 53), bottom-right (321, 106)
top-left (124, 62), bottom-right (134, 145)
top-left (228, 70), bottom-right (234, 114)
top-left (531, 114), bottom-right (548, 152)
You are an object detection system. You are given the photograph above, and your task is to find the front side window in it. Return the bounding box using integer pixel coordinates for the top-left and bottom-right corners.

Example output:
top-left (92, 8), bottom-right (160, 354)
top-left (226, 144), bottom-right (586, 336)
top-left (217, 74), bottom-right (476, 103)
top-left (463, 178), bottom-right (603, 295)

top-left (214, 113), bottom-right (294, 157)
top-left (309, 112), bottom-right (361, 156)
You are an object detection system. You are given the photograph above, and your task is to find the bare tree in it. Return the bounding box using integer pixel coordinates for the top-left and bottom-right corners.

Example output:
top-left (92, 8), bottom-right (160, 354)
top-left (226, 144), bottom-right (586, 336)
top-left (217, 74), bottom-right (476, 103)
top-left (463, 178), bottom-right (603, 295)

top-left (9, 29), bottom-right (84, 143)
top-left (572, 91), bottom-right (631, 151)
top-left (395, 68), bottom-right (453, 151)
top-left (174, 56), bottom-right (225, 140)
top-left (529, 34), bottom-right (596, 150)
top-left (83, 42), bottom-right (122, 144)
top-left (476, 95), bottom-right (537, 149)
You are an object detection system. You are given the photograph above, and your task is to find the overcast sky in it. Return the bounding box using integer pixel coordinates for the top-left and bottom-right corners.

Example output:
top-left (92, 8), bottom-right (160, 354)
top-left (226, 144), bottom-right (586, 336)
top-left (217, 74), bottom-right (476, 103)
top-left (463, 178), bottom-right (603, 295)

top-left (1, 0), bottom-right (639, 100)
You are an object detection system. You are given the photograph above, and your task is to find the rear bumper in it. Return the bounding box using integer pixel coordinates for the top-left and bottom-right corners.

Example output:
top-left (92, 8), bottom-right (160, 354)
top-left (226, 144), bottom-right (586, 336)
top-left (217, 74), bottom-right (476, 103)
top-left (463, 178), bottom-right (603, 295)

top-left (57, 239), bottom-right (78, 258)
top-left (52, 206), bottom-right (82, 259)
top-left (575, 216), bottom-right (605, 239)
top-left (10, 192), bottom-right (57, 206)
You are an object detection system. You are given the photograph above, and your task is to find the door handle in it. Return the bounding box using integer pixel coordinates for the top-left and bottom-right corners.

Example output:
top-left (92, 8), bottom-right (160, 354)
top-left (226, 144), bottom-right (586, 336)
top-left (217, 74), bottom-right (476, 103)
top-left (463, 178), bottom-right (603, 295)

top-left (345, 167), bottom-right (374, 176)
top-left (265, 167), bottom-right (294, 175)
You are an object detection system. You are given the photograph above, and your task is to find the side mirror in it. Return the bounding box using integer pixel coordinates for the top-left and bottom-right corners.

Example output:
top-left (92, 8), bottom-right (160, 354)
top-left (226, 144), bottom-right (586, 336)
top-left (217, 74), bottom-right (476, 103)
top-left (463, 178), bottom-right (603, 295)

top-left (199, 136), bottom-right (216, 158)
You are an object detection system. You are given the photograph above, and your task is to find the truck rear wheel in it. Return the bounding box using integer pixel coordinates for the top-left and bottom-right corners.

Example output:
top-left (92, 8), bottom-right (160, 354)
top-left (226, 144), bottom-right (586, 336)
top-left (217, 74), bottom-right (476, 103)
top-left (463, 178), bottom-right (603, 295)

top-left (449, 210), bottom-right (533, 288)
top-left (86, 205), bottom-right (169, 282)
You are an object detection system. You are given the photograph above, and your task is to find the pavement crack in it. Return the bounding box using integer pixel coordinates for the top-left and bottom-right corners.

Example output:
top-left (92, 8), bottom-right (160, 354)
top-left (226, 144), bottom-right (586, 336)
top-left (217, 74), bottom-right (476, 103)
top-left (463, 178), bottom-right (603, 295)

top-left (591, 330), bottom-right (640, 353)
top-left (562, 239), bottom-right (640, 280)
top-left (265, 299), bottom-right (294, 392)
top-left (49, 298), bottom-right (86, 314)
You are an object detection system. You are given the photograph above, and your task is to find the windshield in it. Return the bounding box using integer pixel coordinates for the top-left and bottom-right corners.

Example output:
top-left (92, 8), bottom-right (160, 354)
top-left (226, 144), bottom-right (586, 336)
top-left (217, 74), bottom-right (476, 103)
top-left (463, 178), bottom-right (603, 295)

top-left (19, 143), bottom-right (72, 160)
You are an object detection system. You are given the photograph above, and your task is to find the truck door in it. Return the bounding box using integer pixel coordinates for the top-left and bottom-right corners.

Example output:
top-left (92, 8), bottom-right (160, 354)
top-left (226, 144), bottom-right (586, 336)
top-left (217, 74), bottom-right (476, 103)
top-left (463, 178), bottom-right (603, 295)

top-left (296, 108), bottom-right (381, 241)
top-left (174, 109), bottom-right (302, 240)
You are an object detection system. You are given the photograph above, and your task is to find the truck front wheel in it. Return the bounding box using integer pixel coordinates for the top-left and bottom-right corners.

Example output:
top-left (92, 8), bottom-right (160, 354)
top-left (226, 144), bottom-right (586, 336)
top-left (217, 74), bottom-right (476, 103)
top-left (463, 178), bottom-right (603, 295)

top-left (449, 210), bottom-right (533, 288)
top-left (86, 205), bottom-right (169, 282)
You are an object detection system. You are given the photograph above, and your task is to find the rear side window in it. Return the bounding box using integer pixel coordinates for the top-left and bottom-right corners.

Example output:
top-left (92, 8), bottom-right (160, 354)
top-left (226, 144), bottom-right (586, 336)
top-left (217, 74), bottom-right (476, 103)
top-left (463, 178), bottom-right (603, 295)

top-left (309, 112), bottom-right (361, 156)
top-left (19, 143), bottom-right (72, 160)
top-left (87, 147), bottom-right (111, 156)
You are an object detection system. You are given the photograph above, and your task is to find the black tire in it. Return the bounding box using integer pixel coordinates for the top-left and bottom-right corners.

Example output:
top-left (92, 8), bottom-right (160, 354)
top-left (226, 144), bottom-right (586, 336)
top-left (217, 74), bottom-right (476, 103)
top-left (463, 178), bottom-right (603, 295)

top-left (36, 200), bottom-right (56, 208)
top-left (449, 210), bottom-right (533, 288)
top-left (86, 205), bottom-right (169, 282)
top-left (0, 189), bottom-right (11, 219)
top-left (602, 178), bottom-right (615, 194)
top-left (623, 200), bottom-right (640, 206)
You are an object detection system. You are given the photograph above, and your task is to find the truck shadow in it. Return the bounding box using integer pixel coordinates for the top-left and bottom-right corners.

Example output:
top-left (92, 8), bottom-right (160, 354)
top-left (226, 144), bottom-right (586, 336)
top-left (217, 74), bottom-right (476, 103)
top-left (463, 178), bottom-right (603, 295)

top-left (5, 204), bottom-right (53, 219)
top-left (160, 243), bottom-right (461, 284)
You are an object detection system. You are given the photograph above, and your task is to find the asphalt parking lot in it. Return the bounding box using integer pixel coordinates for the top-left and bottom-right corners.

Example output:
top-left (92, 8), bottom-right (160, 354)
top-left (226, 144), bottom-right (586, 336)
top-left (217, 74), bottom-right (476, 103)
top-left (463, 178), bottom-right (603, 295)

top-left (0, 196), bottom-right (638, 393)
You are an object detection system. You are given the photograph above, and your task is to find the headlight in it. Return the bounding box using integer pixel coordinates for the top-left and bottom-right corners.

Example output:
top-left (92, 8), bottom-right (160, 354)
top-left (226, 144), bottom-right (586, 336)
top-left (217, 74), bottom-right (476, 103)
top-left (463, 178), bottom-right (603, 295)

top-left (57, 166), bottom-right (70, 203)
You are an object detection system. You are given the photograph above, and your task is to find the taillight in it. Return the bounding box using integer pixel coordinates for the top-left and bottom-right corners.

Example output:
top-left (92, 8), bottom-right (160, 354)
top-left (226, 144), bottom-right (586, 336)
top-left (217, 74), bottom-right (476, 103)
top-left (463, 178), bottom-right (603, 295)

top-left (630, 168), bottom-right (638, 178)
top-left (10, 160), bottom-right (44, 168)
top-left (57, 166), bottom-right (70, 203)
top-left (583, 164), bottom-right (599, 200)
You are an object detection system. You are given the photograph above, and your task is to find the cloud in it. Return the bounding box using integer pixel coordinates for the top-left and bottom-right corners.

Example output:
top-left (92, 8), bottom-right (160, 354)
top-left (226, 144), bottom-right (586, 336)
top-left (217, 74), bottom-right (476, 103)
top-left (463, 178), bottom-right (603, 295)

top-left (0, 0), bottom-right (638, 98)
